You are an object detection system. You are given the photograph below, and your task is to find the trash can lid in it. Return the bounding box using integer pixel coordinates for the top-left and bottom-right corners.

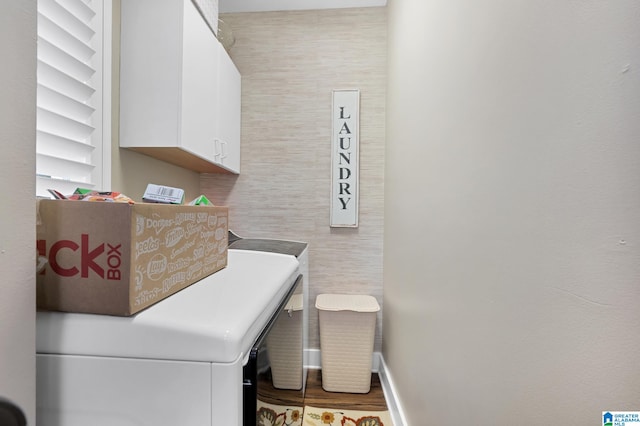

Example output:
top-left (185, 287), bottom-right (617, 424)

top-left (284, 293), bottom-right (304, 312)
top-left (315, 294), bottom-right (380, 313)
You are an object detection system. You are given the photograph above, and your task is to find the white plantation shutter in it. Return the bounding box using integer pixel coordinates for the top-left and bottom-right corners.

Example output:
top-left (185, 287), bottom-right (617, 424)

top-left (36, 0), bottom-right (111, 198)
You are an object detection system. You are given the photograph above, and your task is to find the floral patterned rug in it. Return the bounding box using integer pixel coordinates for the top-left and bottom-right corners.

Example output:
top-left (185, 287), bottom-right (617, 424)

top-left (302, 405), bottom-right (393, 426)
top-left (256, 401), bottom-right (393, 426)
top-left (257, 400), bottom-right (304, 426)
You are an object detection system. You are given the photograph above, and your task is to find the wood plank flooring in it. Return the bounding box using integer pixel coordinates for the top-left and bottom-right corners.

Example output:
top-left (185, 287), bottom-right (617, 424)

top-left (303, 369), bottom-right (388, 411)
top-left (258, 368), bottom-right (387, 411)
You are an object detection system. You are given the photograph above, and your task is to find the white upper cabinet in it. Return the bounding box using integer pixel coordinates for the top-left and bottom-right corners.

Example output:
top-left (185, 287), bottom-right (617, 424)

top-left (215, 42), bottom-right (242, 173)
top-left (120, 0), bottom-right (241, 174)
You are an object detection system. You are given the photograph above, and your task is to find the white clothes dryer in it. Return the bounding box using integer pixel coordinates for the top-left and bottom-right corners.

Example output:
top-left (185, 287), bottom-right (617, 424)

top-left (36, 249), bottom-right (301, 426)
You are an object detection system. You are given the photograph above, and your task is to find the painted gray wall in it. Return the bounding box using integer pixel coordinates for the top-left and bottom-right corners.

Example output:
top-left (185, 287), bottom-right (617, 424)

top-left (384, 0), bottom-right (640, 424)
top-left (0, 1), bottom-right (37, 423)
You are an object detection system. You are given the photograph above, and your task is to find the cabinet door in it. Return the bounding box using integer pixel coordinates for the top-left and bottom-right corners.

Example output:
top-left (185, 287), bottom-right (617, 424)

top-left (120, 0), bottom-right (183, 149)
top-left (181, 0), bottom-right (219, 162)
top-left (215, 42), bottom-right (241, 173)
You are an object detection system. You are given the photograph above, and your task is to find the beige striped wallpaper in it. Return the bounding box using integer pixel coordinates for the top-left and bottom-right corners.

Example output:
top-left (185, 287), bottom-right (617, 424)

top-left (200, 7), bottom-right (387, 351)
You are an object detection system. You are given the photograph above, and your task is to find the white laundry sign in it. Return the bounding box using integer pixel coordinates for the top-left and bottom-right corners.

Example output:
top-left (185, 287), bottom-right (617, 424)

top-left (330, 89), bottom-right (359, 227)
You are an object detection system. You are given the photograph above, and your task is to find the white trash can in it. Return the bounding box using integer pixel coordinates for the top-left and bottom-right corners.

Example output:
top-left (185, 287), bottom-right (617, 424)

top-left (316, 294), bottom-right (380, 393)
top-left (266, 293), bottom-right (304, 390)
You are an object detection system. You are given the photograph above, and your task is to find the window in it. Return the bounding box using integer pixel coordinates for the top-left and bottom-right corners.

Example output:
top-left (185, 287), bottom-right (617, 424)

top-left (36, 0), bottom-right (111, 198)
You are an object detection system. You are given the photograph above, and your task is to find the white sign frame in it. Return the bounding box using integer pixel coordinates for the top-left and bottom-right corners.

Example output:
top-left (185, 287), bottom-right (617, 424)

top-left (330, 89), bottom-right (360, 228)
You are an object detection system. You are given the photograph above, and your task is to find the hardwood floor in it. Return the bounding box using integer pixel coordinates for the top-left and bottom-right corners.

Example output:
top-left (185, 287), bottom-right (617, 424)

top-left (303, 369), bottom-right (388, 411)
top-left (258, 368), bottom-right (388, 411)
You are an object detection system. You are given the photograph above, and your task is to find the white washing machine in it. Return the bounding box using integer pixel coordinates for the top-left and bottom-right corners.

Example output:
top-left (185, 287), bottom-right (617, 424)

top-left (36, 249), bottom-right (301, 426)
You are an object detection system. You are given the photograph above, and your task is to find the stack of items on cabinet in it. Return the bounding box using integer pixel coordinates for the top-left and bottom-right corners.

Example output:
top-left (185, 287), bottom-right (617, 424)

top-left (36, 183), bottom-right (228, 316)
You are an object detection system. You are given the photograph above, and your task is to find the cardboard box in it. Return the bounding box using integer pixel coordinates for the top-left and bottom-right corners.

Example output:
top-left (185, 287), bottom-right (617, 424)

top-left (36, 200), bottom-right (229, 316)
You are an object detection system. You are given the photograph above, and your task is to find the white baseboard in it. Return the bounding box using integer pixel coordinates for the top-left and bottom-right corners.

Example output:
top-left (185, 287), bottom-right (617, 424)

top-left (376, 354), bottom-right (408, 426)
top-left (304, 349), bottom-right (407, 426)
top-left (306, 348), bottom-right (321, 370)
top-left (305, 348), bottom-right (381, 371)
